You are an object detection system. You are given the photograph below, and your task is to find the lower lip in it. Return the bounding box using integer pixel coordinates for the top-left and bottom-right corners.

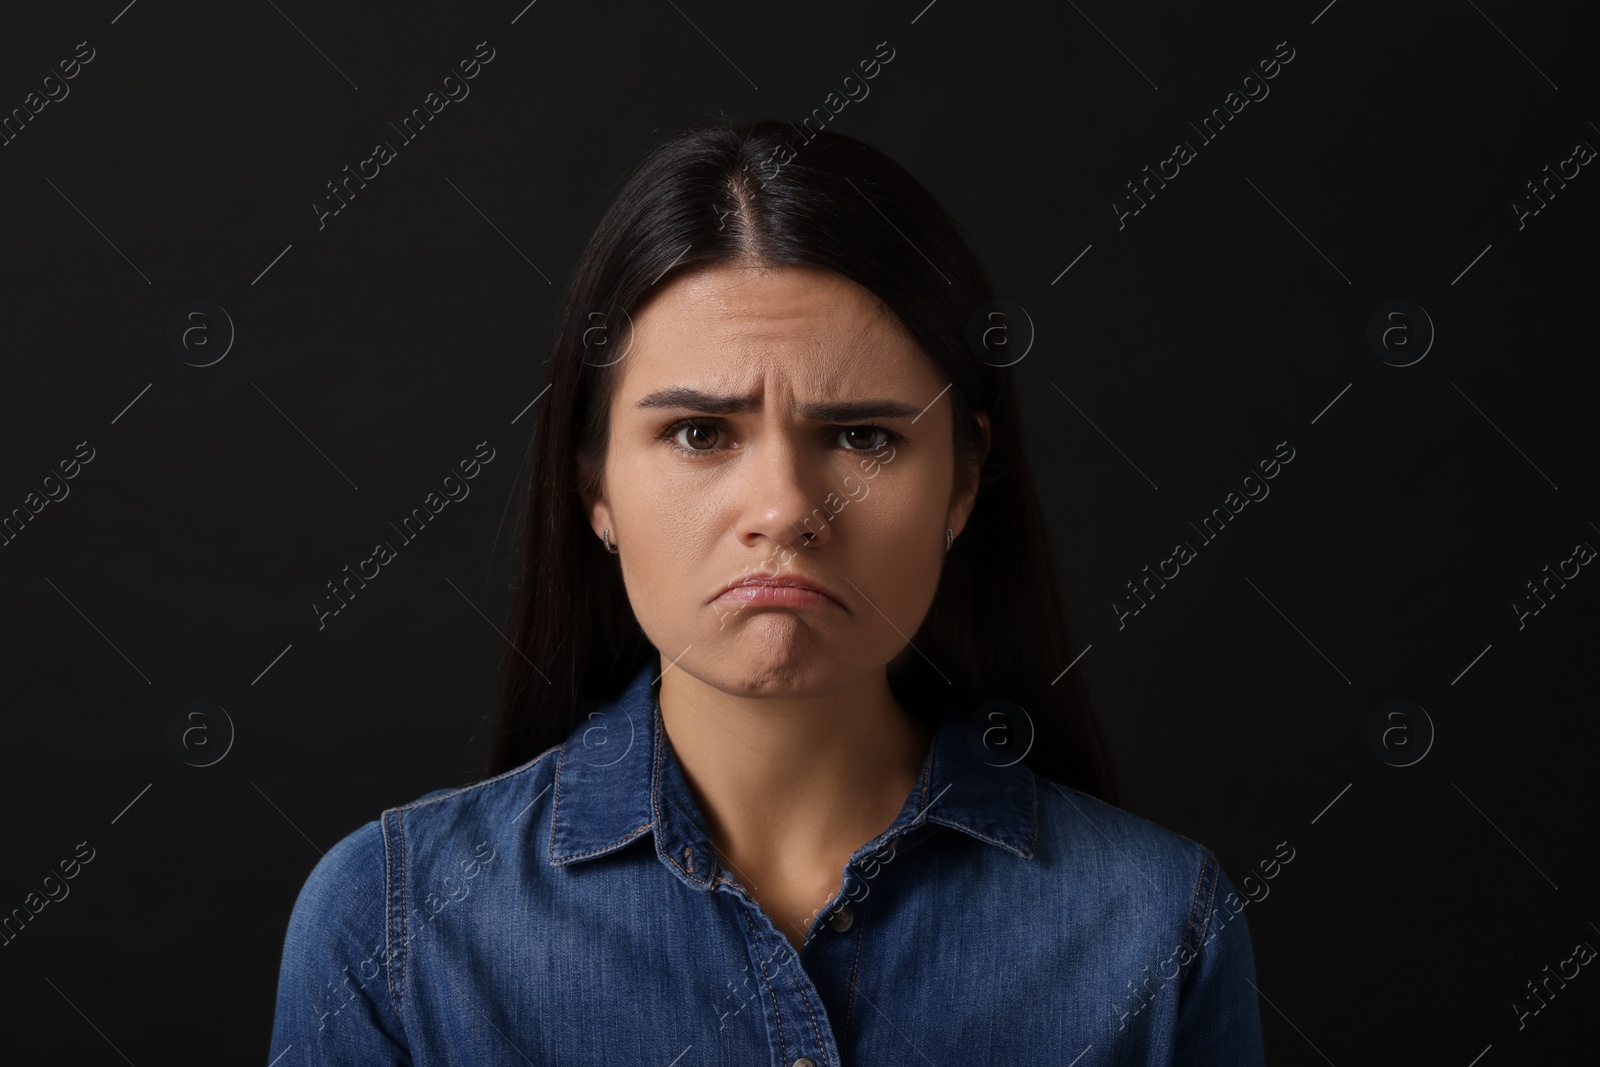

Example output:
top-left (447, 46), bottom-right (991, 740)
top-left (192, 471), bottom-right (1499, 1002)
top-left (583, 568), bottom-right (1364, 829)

top-left (714, 584), bottom-right (840, 609)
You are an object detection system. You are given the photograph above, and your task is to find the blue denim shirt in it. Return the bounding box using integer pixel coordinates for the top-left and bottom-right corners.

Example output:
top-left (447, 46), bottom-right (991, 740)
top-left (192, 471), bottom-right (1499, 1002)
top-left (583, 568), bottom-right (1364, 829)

top-left (270, 662), bottom-right (1267, 1065)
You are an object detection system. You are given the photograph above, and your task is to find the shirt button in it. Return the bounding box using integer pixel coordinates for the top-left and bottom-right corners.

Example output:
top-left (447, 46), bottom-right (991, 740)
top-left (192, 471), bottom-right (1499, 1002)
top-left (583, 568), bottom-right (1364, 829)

top-left (827, 904), bottom-right (854, 933)
top-left (792, 1059), bottom-right (819, 1067)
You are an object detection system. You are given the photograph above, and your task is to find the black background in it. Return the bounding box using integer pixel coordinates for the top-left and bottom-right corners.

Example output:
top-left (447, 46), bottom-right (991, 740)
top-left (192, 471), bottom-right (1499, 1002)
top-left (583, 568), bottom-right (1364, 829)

top-left (1, 0), bottom-right (1596, 1062)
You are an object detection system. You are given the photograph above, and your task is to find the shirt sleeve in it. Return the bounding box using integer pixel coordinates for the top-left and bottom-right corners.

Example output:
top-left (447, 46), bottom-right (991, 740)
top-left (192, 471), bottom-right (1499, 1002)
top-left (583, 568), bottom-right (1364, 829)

top-left (1172, 850), bottom-right (1268, 1064)
top-left (268, 815), bottom-right (411, 1065)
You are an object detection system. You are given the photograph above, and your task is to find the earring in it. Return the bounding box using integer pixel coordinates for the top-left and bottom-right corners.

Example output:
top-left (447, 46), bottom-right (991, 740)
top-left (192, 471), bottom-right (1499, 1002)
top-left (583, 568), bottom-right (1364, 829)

top-left (602, 528), bottom-right (619, 555)
top-left (945, 528), bottom-right (954, 553)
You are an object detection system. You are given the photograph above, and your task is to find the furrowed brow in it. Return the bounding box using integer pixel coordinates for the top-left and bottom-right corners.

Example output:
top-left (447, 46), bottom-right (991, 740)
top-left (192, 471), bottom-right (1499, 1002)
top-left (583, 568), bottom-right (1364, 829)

top-left (633, 386), bottom-right (921, 422)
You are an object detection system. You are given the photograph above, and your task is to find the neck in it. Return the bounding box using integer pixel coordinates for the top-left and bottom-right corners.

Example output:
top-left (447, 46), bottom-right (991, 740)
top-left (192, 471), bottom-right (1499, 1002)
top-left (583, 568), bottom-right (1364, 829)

top-left (656, 663), bottom-right (933, 883)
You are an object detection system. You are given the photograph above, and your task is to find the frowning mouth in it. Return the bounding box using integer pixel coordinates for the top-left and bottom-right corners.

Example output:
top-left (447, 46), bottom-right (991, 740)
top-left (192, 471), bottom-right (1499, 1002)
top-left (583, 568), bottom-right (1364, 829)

top-left (711, 574), bottom-right (845, 611)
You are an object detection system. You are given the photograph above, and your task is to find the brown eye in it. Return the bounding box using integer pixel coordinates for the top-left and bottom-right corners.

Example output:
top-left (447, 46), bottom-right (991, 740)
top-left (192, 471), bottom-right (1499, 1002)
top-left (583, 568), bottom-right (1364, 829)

top-left (663, 419), bottom-right (723, 454)
top-left (680, 423), bottom-right (715, 450)
top-left (838, 426), bottom-right (891, 451)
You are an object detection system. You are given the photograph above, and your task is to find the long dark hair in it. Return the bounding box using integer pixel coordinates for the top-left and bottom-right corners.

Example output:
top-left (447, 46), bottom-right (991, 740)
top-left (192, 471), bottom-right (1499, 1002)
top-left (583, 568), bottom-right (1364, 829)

top-left (489, 116), bottom-right (1122, 806)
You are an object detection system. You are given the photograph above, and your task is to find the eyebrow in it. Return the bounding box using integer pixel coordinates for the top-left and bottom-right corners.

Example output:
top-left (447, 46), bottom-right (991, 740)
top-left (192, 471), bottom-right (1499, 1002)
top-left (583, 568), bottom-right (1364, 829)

top-left (633, 386), bottom-right (923, 423)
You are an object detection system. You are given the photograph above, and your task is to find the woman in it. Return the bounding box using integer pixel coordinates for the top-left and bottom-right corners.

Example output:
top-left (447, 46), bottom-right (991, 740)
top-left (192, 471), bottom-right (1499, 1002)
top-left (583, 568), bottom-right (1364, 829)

top-left (269, 117), bottom-right (1268, 1065)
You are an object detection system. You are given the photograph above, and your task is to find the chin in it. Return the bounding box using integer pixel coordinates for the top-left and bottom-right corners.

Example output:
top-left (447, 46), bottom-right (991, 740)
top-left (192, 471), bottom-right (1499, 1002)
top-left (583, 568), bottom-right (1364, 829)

top-left (711, 642), bottom-right (856, 698)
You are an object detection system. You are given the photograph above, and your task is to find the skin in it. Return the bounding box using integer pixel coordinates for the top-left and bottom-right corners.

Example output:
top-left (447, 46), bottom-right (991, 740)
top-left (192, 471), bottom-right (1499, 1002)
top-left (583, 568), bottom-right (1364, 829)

top-left (584, 261), bottom-right (990, 954)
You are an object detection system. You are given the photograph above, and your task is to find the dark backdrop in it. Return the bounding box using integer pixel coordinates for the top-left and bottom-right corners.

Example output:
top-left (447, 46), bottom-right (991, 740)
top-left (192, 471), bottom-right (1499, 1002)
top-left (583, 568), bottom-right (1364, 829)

top-left (1, 0), bottom-right (1595, 1061)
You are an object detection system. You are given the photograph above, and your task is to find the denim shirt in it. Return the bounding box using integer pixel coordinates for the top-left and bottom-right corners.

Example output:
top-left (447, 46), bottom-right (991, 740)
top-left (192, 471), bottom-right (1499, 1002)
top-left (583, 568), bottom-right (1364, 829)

top-left (269, 662), bottom-right (1267, 1065)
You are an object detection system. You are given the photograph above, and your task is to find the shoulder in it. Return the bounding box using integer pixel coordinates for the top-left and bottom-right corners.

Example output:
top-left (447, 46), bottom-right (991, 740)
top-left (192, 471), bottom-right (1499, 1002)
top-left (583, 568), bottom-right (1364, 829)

top-left (1031, 776), bottom-right (1267, 1060)
top-left (282, 814), bottom-right (389, 945)
top-left (272, 746), bottom-right (565, 1037)
top-left (1033, 774), bottom-right (1214, 870)
top-left (272, 816), bottom-right (401, 1045)
top-left (376, 743), bottom-right (566, 870)
top-left (389, 743), bottom-right (565, 820)
top-left (1031, 773), bottom-right (1228, 951)
top-left (292, 744), bottom-right (566, 921)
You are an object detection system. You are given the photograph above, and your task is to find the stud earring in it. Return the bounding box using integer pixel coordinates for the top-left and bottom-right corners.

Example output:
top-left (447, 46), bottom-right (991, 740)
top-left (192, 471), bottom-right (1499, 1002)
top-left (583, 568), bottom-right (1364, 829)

top-left (945, 528), bottom-right (954, 553)
top-left (602, 528), bottom-right (619, 555)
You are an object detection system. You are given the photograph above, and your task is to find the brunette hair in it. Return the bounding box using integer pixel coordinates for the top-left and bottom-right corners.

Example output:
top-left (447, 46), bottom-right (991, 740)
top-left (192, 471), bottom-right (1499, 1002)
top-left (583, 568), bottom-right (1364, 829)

top-left (488, 116), bottom-right (1122, 805)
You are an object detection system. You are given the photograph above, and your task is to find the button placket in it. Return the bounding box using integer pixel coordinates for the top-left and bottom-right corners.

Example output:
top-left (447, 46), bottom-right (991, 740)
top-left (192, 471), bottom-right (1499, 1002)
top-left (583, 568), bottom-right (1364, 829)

top-left (719, 884), bottom-right (841, 1067)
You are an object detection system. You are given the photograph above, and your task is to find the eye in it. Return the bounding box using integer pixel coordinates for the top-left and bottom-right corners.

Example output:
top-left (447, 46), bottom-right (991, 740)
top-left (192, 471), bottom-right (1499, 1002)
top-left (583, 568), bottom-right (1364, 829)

top-left (655, 419), bottom-right (902, 458)
top-left (837, 425), bottom-right (895, 451)
top-left (659, 418), bottom-right (726, 455)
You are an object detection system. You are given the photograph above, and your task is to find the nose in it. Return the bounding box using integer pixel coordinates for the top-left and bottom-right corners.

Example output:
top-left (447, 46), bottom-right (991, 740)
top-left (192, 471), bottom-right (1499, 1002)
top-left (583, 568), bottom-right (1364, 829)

top-left (736, 428), bottom-right (833, 557)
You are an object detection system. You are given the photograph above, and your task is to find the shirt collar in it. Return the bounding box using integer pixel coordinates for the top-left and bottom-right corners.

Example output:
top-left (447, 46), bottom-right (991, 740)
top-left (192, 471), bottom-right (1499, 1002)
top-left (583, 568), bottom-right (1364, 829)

top-left (546, 661), bottom-right (1038, 886)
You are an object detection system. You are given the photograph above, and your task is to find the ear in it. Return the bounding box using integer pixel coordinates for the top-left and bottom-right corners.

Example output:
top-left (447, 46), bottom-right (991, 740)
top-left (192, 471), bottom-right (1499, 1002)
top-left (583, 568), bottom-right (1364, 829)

top-left (588, 498), bottom-right (614, 544)
top-left (577, 454), bottom-right (613, 543)
top-left (947, 410), bottom-right (991, 537)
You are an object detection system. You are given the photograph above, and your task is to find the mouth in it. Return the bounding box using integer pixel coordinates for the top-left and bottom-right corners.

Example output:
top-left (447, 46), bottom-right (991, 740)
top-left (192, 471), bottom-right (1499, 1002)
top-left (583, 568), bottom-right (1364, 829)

top-left (712, 574), bottom-right (845, 611)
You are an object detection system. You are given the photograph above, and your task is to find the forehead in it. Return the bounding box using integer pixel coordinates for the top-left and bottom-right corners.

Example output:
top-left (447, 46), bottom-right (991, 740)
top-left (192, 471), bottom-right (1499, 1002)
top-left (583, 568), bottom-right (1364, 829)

top-left (615, 263), bottom-right (930, 397)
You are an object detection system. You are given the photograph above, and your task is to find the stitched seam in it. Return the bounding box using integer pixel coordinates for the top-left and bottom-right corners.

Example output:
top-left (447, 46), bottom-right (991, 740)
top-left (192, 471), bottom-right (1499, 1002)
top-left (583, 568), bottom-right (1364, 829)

top-left (549, 745), bottom-right (653, 865)
top-left (651, 695), bottom-right (667, 861)
top-left (561, 824), bottom-right (655, 863)
top-left (652, 700), bottom-right (707, 885)
top-left (400, 742), bottom-right (565, 814)
top-left (745, 909), bottom-right (789, 1059)
top-left (394, 807), bottom-right (409, 1017)
top-left (1199, 849), bottom-right (1220, 944)
top-left (652, 713), bottom-right (682, 878)
top-left (1181, 847), bottom-right (1219, 984)
top-left (790, 942), bottom-right (826, 1054)
top-left (547, 746), bottom-right (565, 867)
top-left (382, 810), bottom-right (399, 1017)
top-left (1181, 848), bottom-right (1208, 944)
top-left (842, 902), bottom-right (866, 1044)
top-left (1200, 850), bottom-right (1220, 938)
top-left (916, 815), bottom-right (1025, 856)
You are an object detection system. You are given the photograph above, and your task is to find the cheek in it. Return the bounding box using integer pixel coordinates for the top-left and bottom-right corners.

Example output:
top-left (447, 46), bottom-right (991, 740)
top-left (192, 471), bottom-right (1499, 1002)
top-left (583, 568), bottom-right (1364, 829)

top-left (845, 478), bottom-right (946, 612)
top-left (846, 464), bottom-right (945, 540)
top-left (631, 493), bottom-right (696, 566)
top-left (615, 477), bottom-right (722, 628)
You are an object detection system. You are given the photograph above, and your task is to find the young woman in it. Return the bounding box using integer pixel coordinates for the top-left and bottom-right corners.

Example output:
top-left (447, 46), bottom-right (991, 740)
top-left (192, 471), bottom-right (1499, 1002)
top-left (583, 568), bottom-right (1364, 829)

top-left (270, 117), bottom-right (1268, 1065)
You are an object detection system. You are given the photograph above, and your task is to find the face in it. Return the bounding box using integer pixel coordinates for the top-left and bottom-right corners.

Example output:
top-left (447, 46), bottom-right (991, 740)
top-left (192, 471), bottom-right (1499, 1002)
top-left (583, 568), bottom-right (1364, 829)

top-left (585, 262), bottom-right (989, 697)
